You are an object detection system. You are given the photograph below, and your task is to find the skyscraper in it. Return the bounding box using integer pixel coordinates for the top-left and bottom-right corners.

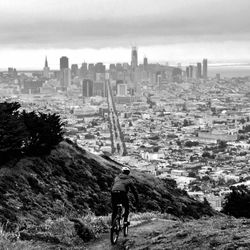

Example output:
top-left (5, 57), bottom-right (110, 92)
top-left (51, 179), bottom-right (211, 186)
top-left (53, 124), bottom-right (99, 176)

top-left (71, 64), bottom-right (79, 77)
top-left (131, 47), bottom-right (138, 69)
top-left (203, 59), bottom-right (208, 79)
top-left (60, 56), bottom-right (70, 89)
top-left (186, 67), bottom-right (190, 78)
top-left (79, 62), bottom-right (88, 78)
top-left (60, 56), bottom-right (69, 69)
top-left (189, 65), bottom-right (193, 78)
top-left (116, 81), bottom-right (127, 96)
top-left (43, 56), bottom-right (50, 78)
top-left (197, 62), bottom-right (202, 79)
top-left (82, 79), bottom-right (93, 97)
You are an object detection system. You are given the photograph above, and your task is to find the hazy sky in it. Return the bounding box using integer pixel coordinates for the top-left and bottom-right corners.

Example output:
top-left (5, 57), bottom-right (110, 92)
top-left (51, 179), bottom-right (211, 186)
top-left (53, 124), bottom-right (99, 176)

top-left (0, 0), bottom-right (250, 69)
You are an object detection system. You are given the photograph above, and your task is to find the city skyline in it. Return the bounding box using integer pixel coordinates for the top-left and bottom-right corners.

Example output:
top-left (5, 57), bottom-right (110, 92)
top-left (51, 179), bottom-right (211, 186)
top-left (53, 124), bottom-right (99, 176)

top-left (0, 0), bottom-right (250, 69)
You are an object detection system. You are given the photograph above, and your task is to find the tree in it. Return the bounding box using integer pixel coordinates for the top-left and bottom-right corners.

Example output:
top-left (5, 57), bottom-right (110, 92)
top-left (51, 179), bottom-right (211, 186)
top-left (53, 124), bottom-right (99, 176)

top-left (218, 140), bottom-right (227, 149)
top-left (185, 141), bottom-right (199, 147)
top-left (222, 185), bottom-right (250, 218)
top-left (22, 111), bottom-right (65, 155)
top-left (188, 172), bottom-right (197, 178)
top-left (0, 102), bottom-right (65, 164)
top-left (0, 102), bottom-right (27, 164)
top-left (183, 119), bottom-right (190, 127)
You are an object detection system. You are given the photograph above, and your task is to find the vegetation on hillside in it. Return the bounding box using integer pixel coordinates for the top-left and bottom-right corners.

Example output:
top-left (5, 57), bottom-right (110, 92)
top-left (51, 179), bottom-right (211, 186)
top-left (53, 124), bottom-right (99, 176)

top-left (222, 185), bottom-right (250, 218)
top-left (0, 102), bottom-right (64, 165)
top-left (0, 139), bottom-right (215, 245)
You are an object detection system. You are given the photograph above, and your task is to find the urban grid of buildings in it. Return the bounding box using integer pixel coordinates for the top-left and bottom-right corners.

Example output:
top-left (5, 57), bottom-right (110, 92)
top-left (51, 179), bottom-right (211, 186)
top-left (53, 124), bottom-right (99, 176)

top-left (1, 47), bottom-right (250, 211)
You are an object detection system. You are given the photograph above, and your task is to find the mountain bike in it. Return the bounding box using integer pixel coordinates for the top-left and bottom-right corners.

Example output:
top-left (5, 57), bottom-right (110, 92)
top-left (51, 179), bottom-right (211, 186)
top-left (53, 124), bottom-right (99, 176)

top-left (110, 203), bottom-right (129, 245)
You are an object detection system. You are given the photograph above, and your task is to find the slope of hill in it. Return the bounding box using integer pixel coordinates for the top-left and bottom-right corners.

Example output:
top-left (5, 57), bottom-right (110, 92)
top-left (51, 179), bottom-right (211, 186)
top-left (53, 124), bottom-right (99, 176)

top-left (0, 139), bottom-right (215, 245)
top-left (86, 216), bottom-right (250, 250)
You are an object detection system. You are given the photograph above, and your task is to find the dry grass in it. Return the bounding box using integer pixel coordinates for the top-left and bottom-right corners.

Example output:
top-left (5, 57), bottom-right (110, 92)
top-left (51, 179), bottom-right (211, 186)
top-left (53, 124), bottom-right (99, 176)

top-left (0, 212), bottom-right (166, 249)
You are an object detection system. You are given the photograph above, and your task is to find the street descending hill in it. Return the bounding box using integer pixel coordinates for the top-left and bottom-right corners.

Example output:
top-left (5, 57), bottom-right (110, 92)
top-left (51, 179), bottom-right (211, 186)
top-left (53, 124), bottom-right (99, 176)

top-left (0, 139), bottom-right (215, 245)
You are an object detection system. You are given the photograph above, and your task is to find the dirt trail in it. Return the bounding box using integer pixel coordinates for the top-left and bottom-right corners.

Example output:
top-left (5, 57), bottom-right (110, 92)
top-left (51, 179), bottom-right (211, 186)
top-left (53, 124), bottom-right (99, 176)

top-left (85, 216), bottom-right (250, 250)
top-left (85, 219), bottom-right (178, 250)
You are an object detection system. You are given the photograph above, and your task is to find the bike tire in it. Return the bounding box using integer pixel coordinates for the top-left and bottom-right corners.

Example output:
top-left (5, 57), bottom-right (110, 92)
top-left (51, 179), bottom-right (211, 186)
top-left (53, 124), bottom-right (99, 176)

top-left (123, 224), bottom-right (128, 237)
top-left (110, 217), bottom-right (120, 245)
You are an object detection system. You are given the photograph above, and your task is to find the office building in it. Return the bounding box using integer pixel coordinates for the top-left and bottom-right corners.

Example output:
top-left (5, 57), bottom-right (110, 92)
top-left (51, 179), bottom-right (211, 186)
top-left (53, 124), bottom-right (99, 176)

top-left (143, 57), bottom-right (148, 70)
top-left (82, 79), bottom-right (93, 97)
top-left (131, 47), bottom-right (138, 70)
top-left (203, 59), bottom-right (208, 79)
top-left (8, 67), bottom-right (17, 78)
top-left (109, 64), bottom-right (116, 71)
top-left (123, 63), bottom-right (130, 71)
top-left (60, 56), bottom-right (69, 69)
top-left (197, 62), bottom-right (202, 79)
top-left (186, 67), bottom-right (190, 78)
top-left (60, 56), bottom-right (70, 89)
top-left (71, 64), bottom-right (79, 77)
top-left (79, 62), bottom-right (88, 78)
top-left (189, 65), bottom-right (193, 78)
top-left (88, 63), bottom-right (95, 72)
top-left (93, 81), bottom-right (106, 97)
top-left (117, 82), bottom-right (128, 96)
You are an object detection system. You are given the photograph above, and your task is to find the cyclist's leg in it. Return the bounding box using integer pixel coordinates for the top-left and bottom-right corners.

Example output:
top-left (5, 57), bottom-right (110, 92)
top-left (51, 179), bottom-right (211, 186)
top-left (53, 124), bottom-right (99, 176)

top-left (111, 192), bottom-right (118, 224)
top-left (122, 194), bottom-right (129, 223)
top-left (111, 191), bottom-right (121, 224)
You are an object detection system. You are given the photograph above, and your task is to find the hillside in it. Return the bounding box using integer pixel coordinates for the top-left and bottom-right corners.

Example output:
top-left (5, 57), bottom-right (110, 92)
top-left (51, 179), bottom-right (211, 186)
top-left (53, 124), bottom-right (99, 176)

top-left (0, 139), bottom-right (215, 245)
top-left (86, 216), bottom-right (250, 250)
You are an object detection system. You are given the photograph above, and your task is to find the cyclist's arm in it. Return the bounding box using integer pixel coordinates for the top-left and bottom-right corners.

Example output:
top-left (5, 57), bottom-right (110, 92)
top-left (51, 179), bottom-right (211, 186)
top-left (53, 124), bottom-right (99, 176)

top-left (129, 181), bottom-right (139, 204)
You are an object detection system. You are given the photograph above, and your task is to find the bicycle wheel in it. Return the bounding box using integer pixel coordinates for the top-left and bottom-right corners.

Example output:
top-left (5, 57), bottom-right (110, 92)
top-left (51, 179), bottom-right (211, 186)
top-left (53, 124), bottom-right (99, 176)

top-left (110, 217), bottom-right (120, 245)
top-left (123, 223), bottom-right (128, 237)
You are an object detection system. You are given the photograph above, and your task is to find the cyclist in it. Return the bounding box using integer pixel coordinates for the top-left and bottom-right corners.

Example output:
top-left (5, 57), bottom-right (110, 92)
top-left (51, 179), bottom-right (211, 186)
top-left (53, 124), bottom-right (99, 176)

top-left (111, 166), bottom-right (139, 226)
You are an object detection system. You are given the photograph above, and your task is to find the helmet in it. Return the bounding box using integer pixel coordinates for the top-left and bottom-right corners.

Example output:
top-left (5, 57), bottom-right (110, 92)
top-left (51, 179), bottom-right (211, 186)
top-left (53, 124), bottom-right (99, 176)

top-left (122, 166), bottom-right (130, 174)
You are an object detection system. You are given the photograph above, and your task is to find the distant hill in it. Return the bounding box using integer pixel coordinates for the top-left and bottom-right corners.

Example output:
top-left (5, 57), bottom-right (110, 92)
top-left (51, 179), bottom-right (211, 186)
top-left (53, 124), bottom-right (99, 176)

top-left (0, 139), bottom-right (215, 231)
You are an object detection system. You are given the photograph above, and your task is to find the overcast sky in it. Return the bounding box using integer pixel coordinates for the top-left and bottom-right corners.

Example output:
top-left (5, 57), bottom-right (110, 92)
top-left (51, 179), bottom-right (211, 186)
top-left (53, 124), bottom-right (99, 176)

top-left (0, 0), bottom-right (250, 69)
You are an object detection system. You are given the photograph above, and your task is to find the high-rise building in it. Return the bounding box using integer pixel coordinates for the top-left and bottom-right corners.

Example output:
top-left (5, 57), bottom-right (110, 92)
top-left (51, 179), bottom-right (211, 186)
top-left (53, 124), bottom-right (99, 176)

top-left (82, 79), bottom-right (93, 97)
top-left (93, 81), bottom-right (106, 97)
top-left (123, 63), bottom-right (130, 70)
top-left (116, 63), bottom-right (123, 71)
top-left (8, 67), bottom-right (17, 78)
top-left (59, 56), bottom-right (70, 89)
top-left (197, 62), bottom-right (202, 79)
top-left (61, 68), bottom-right (71, 88)
top-left (143, 57), bottom-right (148, 70)
top-left (79, 62), bottom-right (88, 78)
top-left (88, 63), bottom-right (95, 72)
top-left (43, 56), bottom-right (50, 78)
top-left (186, 67), bottom-right (190, 78)
top-left (131, 47), bottom-right (138, 69)
top-left (71, 64), bottom-right (79, 77)
top-left (109, 64), bottom-right (116, 71)
top-left (60, 56), bottom-right (69, 69)
top-left (189, 65), bottom-right (193, 78)
top-left (156, 71), bottom-right (162, 85)
top-left (203, 59), bottom-right (208, 79)
top-left (117, 82), bottom-right (128, 96)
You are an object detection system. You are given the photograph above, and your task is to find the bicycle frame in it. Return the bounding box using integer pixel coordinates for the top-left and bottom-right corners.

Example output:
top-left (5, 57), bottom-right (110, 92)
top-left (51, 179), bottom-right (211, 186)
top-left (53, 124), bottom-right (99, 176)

top-left (110, 203), bottom-right (128, 245)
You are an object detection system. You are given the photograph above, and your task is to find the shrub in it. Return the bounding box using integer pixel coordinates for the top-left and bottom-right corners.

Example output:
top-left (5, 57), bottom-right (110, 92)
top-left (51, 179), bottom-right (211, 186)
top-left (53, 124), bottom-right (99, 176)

top-left (222, 185), bottom-right (250, 218)
top-left (185, 141), bottom-right (199, 147)
top-left (0, 102), bottom-right (27, 164)
top-left (22, 111), bottom-right (65, 155)
top-left (0, 102), bottom-right (65, 164)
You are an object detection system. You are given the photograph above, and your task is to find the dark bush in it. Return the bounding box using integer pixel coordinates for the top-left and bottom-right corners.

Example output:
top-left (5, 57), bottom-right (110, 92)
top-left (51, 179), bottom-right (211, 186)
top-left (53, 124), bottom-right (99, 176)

top-left (0, 102), bottom-right (27, 164)
top-left (222, 185), bottom-right (250, 218)
top-left (0, 102), bottom-right (65, 164)
top-left (185, 141), bottom-right (199, 147)
top-left (22, 111), bottom-right (64, 155)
